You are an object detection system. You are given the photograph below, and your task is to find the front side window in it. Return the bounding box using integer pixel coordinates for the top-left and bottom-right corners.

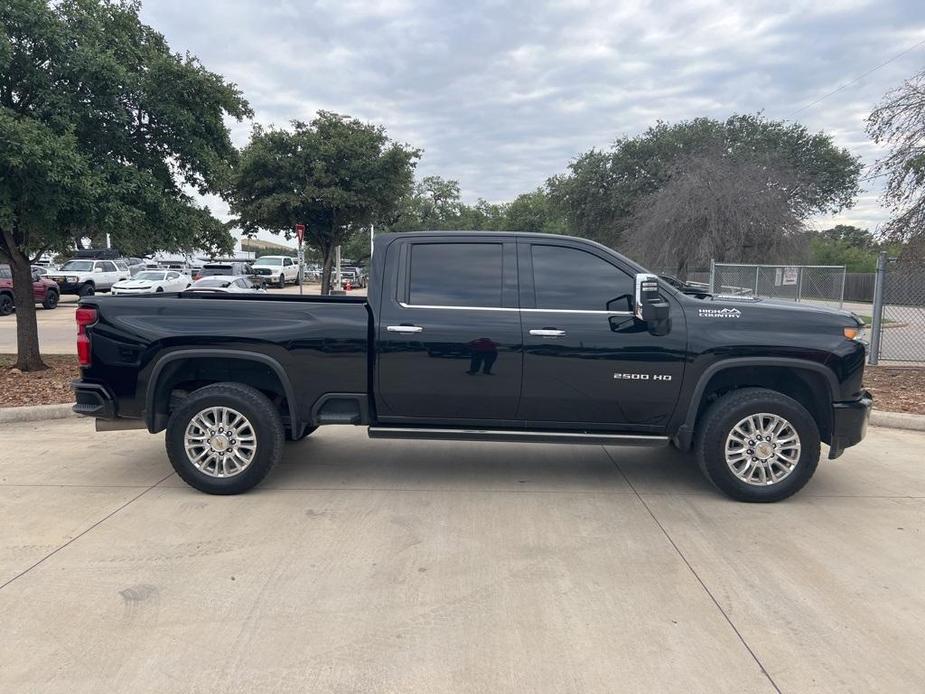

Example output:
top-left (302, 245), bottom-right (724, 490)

top-left (100, 261), bottom-right (117, 272)
top-left (408, 243), bottom-right (504, 307)
top-left (531, 245), bottom-right (634, 312)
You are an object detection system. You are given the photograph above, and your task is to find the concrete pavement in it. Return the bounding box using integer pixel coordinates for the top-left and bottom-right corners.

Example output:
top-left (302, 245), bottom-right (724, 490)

top-left (1, 421), bottom-right (923, 692)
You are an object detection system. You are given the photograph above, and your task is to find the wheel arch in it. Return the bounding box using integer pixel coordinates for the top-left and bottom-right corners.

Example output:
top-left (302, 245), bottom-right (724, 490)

top-left (145, 349), bottom-right (299, 435)
top-left (675, 358), bottom-right (838, 451)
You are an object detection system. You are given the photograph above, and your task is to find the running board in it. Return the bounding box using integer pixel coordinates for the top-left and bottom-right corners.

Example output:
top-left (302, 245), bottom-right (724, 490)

top-left (367, 426), bottom-right (669, 447)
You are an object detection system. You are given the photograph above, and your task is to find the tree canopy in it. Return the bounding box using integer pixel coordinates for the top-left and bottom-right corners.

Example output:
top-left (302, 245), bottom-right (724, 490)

top-left (547, 114), bottom-right (862, 249)
top-left (868, 68), bottom-right (925, 257)
top-left (229, 112), bottom-right (420, 293)
top-left (0, 0), bottom-right (250, 369)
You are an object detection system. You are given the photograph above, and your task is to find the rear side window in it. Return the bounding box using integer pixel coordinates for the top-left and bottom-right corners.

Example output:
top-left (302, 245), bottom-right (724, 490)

top-left (531, 245), bottom-right (634, 312)
top-left (408, 243), bottom-right (503, 307)
top-left (0, 266), bottom-right (11, 280)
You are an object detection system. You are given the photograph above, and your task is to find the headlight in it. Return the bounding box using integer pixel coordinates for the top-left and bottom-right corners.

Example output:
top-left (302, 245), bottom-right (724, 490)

top-left (67, 276), bottom-right (78, 282)
top-left (843, 325), bottom-right (866, 341)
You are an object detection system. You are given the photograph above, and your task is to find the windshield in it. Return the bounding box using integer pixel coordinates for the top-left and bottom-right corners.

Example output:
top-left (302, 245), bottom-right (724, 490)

top-left (135, 272), bottom-right (167, 281)
top-left (193, 278), bottom-right (231, 288)
top-left (253, 257), bottom-right (282, 266)
top-left (61, 261), bottom-right (94, 271)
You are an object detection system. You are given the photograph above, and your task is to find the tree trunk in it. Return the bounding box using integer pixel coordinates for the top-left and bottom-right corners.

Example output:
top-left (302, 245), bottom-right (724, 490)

top-left (9, 252), bottom-right (47, 372)
top-left (320, 245), bottom-right (335, 295)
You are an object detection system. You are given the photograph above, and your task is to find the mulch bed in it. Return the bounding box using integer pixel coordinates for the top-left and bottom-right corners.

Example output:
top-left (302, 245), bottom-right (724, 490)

top-left (0, 355), bottom-right (923, 415)
top-left (0, 355), bottom-right (79, 408)
top-left (863, 366), bottom-right (925, 415)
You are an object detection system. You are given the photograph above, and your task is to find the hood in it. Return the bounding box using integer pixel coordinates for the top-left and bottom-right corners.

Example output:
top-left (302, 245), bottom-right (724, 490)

top-left (690, 294), bottom-right (862, 326)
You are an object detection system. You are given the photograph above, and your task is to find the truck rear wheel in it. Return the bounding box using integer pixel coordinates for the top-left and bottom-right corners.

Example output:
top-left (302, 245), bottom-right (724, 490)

top-left (695, 388), bottom-right (820, 502)
top-left (165, 382), bottom-right (284, 494)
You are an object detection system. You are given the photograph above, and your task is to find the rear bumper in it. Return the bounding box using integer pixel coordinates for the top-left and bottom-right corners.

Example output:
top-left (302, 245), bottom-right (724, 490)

top-left (828, 390), bottom-right (873, 459)
top-left (72, 381), bottom-right (117, 419)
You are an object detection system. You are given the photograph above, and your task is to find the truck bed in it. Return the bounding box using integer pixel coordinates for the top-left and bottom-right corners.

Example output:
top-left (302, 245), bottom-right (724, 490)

top-left (78, 292), bottom-right (371, 425)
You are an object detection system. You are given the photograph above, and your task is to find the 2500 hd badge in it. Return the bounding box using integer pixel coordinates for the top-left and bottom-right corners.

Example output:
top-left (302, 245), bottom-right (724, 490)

top-left (613, 373), bottom-right (672, 381)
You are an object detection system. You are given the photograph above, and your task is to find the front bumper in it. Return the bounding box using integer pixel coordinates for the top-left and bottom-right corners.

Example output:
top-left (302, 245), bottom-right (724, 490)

top-left (828, 390), bottom-right (873, 459)
top-left (49, 280), bottom-right (84, 294)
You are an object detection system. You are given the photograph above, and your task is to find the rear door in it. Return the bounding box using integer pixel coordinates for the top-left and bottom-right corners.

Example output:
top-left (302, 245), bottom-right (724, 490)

top-left (517, 239), bottom-right (686, 431)
top-left (376, 236), bottom-right (522, 424)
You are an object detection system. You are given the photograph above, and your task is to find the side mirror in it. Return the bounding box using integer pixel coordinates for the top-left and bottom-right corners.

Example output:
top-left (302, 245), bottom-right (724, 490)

top-left (634, 273), bottom-right (670, 335)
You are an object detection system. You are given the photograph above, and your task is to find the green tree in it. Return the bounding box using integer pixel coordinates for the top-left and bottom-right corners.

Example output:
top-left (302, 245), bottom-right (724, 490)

top-left (807, 225), bottom-right (880, 272)
top-left (502, 188), bottom-right (567, 234)
top-left (548, 114), bottom-right (862, 248)
top-left (0, 0), bottom-right (249, 371)
top-left (230, 112), bottom-right (419, 293)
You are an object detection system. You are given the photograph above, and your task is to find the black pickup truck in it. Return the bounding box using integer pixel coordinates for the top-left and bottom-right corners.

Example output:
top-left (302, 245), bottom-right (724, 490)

top-left (72, 231), bottom-right (871, 501)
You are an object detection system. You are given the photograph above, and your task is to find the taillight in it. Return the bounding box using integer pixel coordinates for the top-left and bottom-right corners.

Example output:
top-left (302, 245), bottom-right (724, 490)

top-left (76, 307), bottom-right (97, 366)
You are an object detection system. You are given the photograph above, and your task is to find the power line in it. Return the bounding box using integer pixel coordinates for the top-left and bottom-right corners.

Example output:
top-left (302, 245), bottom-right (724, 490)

top-left (786, 36), bottom-right (925, 119)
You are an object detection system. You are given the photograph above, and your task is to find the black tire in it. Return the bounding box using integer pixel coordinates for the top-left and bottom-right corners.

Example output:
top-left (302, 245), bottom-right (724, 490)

top-left (278, 274), bottom-right (286, 288)
top-left (287, 424), bottom-right (318, 442)
top-left (42, 290), bottom-right (59, 310)
top-left (695, 388), bottom-right (820, 502)
top-left (78, 283), bottom-right (95, 297)
top-left (0, 293), bottom-right (13, 316)
top-left (165, 382), bottom-right (285, 494)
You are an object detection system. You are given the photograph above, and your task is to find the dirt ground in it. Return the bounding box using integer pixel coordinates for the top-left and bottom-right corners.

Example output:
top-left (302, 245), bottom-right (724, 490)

top-left (0, 355), bottom-right (923, 414)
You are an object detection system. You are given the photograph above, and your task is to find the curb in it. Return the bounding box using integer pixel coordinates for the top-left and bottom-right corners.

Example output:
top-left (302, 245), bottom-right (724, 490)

top-left (1, 403), bottom-right (924, 432)
top-left (0, 403), bottom-right (76, 424)
top-left (869, 410), bottom-right (925, 432)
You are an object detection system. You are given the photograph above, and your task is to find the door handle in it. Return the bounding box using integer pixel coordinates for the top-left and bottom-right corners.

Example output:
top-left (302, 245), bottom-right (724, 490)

top-left (387, 325), bottom-right (423, 334)
top-left (529, 329), bottom-right (566, 337)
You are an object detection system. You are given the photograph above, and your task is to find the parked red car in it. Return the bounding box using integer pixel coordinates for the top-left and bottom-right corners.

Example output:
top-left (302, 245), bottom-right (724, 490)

top-left (0, 264), bottom-right (60, 316)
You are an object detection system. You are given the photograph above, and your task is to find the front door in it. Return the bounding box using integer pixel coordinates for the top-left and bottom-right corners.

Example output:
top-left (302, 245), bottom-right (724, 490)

top-left (376, 237), bottom-right (522, 424)
top-left (517, 240), bottom-right (687, 431)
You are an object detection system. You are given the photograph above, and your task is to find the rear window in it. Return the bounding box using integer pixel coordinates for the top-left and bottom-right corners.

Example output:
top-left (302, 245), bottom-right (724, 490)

top-left (194, 278), bottom-right (232, 287)
top-left (200, 266), bottom-right (234, 277)
top-left (408, 243), bottom-right (503, 307)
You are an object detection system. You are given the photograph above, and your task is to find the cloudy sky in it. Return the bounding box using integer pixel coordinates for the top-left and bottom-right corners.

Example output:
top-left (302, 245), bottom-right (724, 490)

top-left (141, 0), bottom-right (925, 244)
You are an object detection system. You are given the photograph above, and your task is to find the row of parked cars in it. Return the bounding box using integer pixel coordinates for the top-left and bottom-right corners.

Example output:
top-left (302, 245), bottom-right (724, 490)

top-left (2, 253), bottom-right (368, 316)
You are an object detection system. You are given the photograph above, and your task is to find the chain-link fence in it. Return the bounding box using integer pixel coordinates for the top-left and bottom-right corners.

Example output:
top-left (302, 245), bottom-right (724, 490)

top-left (870, 255), bottom-right (925, 364)
top-left (710, 263), bottom-right (846, 308)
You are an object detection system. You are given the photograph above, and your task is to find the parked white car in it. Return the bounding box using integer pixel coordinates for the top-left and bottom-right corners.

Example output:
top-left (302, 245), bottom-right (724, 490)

top-left (111, 270), bottom-right (191, 295)
top-left (184, 276), bottom-right (262, 293)
top-left (251, 255), bottom-right (299, 287)
top-left (47, 259), bottom-right (128, 296)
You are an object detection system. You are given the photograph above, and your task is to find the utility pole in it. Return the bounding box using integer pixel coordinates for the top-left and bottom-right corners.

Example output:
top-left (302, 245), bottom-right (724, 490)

top-left (869, 251), bottom-right (887, 365)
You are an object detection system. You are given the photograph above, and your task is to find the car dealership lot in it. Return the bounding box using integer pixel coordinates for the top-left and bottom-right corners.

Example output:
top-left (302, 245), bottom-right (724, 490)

top-left (0, 420), bottom-right (923, 693)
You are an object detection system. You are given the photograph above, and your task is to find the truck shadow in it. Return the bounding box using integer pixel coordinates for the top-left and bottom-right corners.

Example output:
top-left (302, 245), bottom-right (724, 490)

top-left (268, 428), bottom-right (715, 496)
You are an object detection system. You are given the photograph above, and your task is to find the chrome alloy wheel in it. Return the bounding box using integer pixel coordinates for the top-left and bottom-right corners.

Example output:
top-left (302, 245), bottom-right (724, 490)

top-left (184, 406), bottom-right (257, 478)
top-left (725, 413), bottom-right (801, 486)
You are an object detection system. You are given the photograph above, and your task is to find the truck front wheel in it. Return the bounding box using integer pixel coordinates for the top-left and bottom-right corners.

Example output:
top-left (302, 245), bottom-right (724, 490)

top-left (695, 388), bottom-right (820, 502)
top-left (165, 382), bottom-right (284, 494)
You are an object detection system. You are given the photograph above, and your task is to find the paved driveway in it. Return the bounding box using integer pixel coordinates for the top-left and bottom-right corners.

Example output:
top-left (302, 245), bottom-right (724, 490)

top-left (0, 421), bottom-right (923, 693)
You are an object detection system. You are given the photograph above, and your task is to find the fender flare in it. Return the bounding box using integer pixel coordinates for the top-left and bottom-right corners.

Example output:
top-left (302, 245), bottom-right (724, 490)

top-left (145, 348), bottom-right (299, 433)
top-left (675, 357), bottom-right (839, 450)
